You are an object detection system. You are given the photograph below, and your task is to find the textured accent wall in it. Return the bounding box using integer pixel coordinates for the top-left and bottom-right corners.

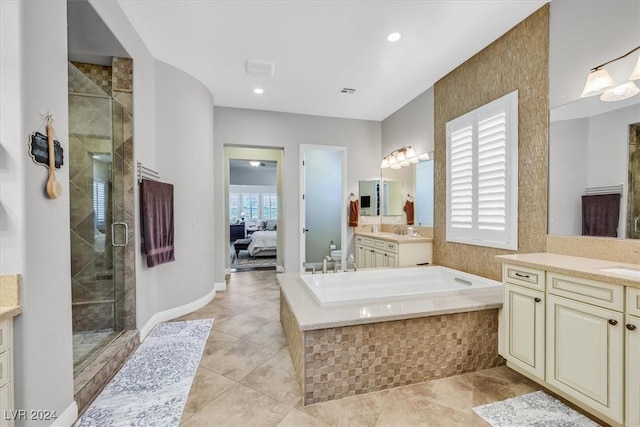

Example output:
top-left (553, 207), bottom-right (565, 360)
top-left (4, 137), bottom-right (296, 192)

top-left (433, 5), bottom-right (550, 281)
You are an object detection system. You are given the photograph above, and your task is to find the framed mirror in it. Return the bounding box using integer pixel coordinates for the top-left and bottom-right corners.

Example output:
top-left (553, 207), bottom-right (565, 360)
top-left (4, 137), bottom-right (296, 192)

top-left (358, 180), bottom-right (380, 216)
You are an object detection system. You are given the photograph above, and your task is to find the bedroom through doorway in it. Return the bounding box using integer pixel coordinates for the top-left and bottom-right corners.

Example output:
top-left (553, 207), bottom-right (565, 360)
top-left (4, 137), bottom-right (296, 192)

top-left (224, 147), bottom-right (284, 272)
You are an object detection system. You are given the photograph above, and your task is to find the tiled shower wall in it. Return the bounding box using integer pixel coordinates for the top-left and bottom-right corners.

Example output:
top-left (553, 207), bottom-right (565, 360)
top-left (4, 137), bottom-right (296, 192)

top-left (281, 294), bottom-right (503, 406)
top-left (69, 59), bottom-right (135, 333)
top-left (433, 5), bottom-right (550, 281)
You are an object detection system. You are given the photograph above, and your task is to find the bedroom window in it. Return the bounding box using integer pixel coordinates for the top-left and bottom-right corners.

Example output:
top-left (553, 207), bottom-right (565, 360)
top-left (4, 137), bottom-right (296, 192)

top-left (445, 90), bottom-right (518, 250)
top-left (262, 194), bottom-right (277, 219)
top-left (229, 193), bottom-right (240, 221)
top-left (242, 193), bottom-right (259, 219)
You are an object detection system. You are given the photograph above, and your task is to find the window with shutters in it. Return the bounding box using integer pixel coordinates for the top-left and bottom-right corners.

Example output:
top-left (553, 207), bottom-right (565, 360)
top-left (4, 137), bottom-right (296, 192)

top-left (446, 90), bottom-right (518, 250)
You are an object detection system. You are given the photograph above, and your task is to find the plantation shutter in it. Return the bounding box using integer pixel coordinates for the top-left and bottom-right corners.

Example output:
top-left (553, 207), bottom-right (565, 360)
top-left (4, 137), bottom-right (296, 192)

top-left (446, 91), bottom-right (518, 250)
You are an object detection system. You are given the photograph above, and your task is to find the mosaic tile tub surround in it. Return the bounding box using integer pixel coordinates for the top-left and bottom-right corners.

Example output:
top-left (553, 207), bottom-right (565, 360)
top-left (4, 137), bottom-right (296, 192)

top-left (281, 293), bottom-right (504, 405)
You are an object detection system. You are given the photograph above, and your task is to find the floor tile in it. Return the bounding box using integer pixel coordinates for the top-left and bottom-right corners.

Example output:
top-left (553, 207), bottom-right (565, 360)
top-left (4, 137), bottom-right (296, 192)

top-left (245, 301), bottom-right (281, 322)
top-left (240, 349), bottom-right (302, 408)
top-left (180, 383), bottom-right (290, 427)
top-left (276, 408), bottom-right (329, 427)
top-left (180, 366), bottom-right (236, 422)
top-left (200, 338), bottom-right (279, 381)
top-left (212, 312), bottom-right (271, 337)
top-left (297, 389), bottom-right (389, 427)
top-left (242, 320), bottom-right (287, 350)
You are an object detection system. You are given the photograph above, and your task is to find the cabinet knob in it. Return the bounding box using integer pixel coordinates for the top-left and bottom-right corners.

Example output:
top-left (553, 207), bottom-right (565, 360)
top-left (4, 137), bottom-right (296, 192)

top-left (534, 297), bottom-right (541, 303)
top-left (608, 319), bottom-right (618, 326)
top-left (627, 324), bottom-right (637, 331)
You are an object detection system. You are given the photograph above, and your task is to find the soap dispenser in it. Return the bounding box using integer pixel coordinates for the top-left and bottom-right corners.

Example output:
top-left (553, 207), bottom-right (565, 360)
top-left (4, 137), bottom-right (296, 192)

top-left (407, 225), bottom-right (414, 236)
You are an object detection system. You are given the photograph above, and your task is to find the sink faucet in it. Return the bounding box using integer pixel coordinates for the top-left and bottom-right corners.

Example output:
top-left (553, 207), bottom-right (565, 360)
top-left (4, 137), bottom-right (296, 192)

top-left (347, 253), bottom-right (357, 271)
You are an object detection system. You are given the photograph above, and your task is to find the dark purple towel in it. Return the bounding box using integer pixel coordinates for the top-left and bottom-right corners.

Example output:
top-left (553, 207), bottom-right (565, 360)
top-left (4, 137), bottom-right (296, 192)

top-left (581, 194), bottom-right (620, 237)
top-left (140, 179), bottom-right (175, 267)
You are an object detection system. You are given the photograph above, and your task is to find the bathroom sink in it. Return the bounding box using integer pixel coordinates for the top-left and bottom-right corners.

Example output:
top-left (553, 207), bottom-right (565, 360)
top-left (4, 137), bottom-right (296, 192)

top-left (599, 267), bottom-right (640, 279)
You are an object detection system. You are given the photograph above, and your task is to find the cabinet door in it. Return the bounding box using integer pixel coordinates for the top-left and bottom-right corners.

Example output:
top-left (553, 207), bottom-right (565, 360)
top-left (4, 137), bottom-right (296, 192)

top-left (364, 248), bottom-right (375, 269)
top-left (385, 252), bottom-right (398, 268)
top-left (373, 249), bottom-right (386, 268)
top-left (503, 284), bottom-right (544, 379)
top-left (546, 294), bottom-right (624, 423)
top-left (627, 315), bottom-right (640, 427)
top-left (355, 245), bottom-right (366, 268)
top-left (0, 383), bottom-right (12, 427)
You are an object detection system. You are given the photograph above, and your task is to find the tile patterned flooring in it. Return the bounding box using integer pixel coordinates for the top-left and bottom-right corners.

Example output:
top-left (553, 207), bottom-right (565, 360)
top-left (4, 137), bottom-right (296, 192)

top-left (174, 270), bottom-right (588, 426)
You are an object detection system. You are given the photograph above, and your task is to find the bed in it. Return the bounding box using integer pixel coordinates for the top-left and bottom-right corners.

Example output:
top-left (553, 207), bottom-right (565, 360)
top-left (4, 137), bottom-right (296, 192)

top-left (247, 230), bottom-right (277, 257)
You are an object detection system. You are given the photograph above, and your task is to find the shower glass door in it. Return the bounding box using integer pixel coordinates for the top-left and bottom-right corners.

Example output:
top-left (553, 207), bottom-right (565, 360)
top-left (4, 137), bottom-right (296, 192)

top-left (69, 63), bottom-right (125, 374)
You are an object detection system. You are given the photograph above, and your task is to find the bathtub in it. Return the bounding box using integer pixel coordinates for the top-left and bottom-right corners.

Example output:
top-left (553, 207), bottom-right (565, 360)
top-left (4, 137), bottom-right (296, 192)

top-left (301, 266), bottom-right (501, 307)
top-left (278, 265), bottom-right (505, 405)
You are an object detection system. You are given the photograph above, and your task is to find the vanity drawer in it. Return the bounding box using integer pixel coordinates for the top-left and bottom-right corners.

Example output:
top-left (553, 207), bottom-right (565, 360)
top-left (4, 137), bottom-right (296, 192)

top-left (383, 242), bottom-right (398, 253)
top-left (548, 272), bottom-right (624, 312)
top-left (628, 287), bottom-right (640, 317)
top-left (503, 264), bottom-right (545, 291)
top-left (374, 239), bottom-right (386, 249)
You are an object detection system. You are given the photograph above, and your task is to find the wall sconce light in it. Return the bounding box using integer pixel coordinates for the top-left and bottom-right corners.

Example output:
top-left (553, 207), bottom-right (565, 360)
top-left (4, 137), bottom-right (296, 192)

top-left (581, 45), bottom-right (640, 102)
top-left (381, 146), bottom-right (422, 169)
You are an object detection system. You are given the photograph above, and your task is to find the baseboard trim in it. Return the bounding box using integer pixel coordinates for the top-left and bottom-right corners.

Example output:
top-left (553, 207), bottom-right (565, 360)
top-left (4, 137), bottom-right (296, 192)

top-left (139, 286), bottom-right (216, 341)
top-left (51, 401), bottom-right (78, 427)
top-left (214, 281), bottom-right (226, 292)
top-left (276, 264), bottom-right (284, 273)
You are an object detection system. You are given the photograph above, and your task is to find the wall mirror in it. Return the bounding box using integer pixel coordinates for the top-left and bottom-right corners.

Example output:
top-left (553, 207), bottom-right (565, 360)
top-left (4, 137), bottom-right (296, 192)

top-left (380, 156), bottom-right (434, 225)
top-left (358, 180), bottom-right (380, 216)
top-left (548, 96), bottom-right (640, 238)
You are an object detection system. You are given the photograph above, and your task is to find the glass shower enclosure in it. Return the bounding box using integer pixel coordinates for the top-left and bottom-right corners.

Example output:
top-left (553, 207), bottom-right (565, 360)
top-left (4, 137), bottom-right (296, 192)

top-left (68, 63), bottom-right (127, 374)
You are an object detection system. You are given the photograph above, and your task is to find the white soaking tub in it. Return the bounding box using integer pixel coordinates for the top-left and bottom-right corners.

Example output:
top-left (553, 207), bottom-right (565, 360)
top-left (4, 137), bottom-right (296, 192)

top-left (301, 266), bottom-right (501, 307)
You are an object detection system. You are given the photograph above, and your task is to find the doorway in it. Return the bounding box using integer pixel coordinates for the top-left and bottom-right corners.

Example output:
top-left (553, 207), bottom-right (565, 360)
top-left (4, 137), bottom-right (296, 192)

top-left (300, 144), bottom-right (347, 272)
top-left (224, 147), bottom-right (284, 272)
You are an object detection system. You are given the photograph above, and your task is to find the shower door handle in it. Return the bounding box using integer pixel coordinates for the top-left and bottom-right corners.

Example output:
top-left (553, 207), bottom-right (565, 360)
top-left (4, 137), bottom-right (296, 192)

top-left (112, 222), bottom-right (129, 247)
top-left (635, 216), bottom-right (640, 233)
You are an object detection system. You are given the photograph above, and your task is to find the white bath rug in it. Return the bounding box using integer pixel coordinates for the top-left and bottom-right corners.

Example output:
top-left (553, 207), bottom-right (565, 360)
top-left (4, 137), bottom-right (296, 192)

top-left (473, 391), bottom-right (601, 427)
top-left (75, 319), bottom-right (213, 427)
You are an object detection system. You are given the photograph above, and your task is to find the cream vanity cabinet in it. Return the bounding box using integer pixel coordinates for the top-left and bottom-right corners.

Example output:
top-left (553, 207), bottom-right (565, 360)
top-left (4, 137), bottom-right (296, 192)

top-left (545, 272), bottom-right (624, 424)
top-left (627, 287), bottom-right (640, 427)
top-left (355, 235), bottom-right (430, 269)
top-left (501, 264), bottom-right (546, 380)
top-left (0, 318), bottom-right (14, 427)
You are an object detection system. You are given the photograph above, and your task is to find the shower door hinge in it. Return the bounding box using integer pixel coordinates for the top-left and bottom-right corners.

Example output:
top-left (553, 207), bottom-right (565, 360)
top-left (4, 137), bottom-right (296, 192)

top-left (302, 160), bottom-right (305, 166)
top-left (302, 194), bottom-right (305, 200)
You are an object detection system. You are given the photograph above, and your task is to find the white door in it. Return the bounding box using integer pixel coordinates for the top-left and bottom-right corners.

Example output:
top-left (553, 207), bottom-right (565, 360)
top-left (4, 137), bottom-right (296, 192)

top-left (300, 145), bottom-right (347, 272)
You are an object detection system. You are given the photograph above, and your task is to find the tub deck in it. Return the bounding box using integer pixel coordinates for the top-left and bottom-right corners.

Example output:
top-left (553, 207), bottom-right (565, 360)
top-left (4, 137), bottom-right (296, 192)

top-left (277, 266), bottom-right (503, 331)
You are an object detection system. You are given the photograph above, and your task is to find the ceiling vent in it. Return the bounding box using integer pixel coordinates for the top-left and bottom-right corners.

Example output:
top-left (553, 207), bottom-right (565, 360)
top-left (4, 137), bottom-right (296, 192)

top-left (245, 59), bottom-right (275, 77)
top-left (338, 87), bottom-right (356, 94)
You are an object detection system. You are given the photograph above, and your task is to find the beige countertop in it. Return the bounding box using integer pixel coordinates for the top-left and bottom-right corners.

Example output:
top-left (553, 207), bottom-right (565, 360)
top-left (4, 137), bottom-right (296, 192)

top-left (496, 253), bottom-right (640, 288)
top-left (355, 231), bottom-right (433, 244)
top-left (0, 274), bottom-right (22, 319)
top-left (277, 268), bottom-right (502, 331)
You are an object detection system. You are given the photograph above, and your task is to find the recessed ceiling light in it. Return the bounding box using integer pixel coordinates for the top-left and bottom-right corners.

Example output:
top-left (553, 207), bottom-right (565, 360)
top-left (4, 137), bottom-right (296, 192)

top-left (253, 88), bottom-right (264, 94)
top-left (387, 32), bottom-right (402, 42)
top-left (249, 161), bottom-right (262, 167)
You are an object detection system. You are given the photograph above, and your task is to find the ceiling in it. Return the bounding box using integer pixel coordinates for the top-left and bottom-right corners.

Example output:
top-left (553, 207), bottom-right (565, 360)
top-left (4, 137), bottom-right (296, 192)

top-left (104, 1), bottom-right (548, 121)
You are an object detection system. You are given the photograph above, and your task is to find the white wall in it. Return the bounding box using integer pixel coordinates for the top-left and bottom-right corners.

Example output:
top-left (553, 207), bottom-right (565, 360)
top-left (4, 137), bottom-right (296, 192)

top-left (549, 0), bottom-right (640, 109)
top-left (214, 107), bottom-right (381, 272)
top-left (381, 88), bottom-right (434, 157)
top-left (230, 167), bottom-right (277, 186)
top-left (0, 1), bottom-right (75, 423)
top-left (548, 118), bottom-right (588, 235)
top-left (148, 60), bottom-right (216, 315)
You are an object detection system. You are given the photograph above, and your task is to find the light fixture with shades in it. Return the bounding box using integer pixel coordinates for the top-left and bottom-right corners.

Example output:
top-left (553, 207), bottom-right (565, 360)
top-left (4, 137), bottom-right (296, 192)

top-left (380, 146), bottom-right (423, 169)
top-left (581, 45), bottom-right (640, 102)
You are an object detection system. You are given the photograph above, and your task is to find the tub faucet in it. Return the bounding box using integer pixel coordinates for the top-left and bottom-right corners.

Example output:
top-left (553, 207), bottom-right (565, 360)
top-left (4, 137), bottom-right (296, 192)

top-left (322, 255), bottom-right (332, 273)
top-left (347, 253), bottom-right (357, 271)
